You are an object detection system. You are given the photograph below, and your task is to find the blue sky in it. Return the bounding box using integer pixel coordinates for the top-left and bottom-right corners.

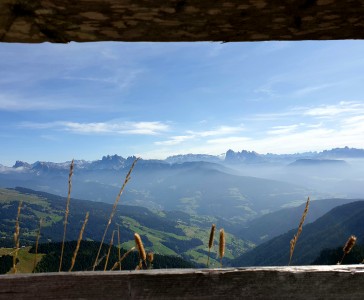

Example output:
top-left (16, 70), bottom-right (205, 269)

top-left (1, 41), bottom-right (364, 165)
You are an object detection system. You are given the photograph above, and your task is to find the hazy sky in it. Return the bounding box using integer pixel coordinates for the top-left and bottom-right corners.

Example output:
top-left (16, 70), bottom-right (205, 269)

top-left (1, 41), bottom-right (364, 165)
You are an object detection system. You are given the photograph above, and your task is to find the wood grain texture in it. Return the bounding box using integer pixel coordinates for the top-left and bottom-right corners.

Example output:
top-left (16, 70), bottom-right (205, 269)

top-left (1, 0), bottom-right (364, 43)
top-left (1, 266), bottom-right (364, 299)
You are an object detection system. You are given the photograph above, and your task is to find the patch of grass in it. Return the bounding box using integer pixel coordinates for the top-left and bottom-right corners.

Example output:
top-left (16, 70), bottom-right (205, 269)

top-left (178, 195), bottom-right (200, 214)
top-left (0, 247), bottom-right (44, 273)
top-left (0, 189), bottom-right (49, 209)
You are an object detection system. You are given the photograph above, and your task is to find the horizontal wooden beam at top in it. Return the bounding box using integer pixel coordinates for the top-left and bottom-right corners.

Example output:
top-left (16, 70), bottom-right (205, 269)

top-left (0, 0), bottom-right (364, 43)
top-left (1, 266), bottom-right (364, 299)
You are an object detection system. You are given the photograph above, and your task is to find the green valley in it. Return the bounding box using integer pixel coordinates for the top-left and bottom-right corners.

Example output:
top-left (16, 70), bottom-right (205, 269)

top-left (0, 187), bottom-right (254, 268)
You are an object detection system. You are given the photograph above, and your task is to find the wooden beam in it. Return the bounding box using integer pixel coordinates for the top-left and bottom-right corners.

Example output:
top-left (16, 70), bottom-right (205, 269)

top-left (1, 266), bottom-right (364, 299)
top-left (1, 0), bottom-right (364, 43)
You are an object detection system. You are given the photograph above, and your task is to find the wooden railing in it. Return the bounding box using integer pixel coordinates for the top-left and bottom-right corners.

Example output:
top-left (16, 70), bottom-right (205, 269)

top-left (1, 265), bottom-right (364, 299)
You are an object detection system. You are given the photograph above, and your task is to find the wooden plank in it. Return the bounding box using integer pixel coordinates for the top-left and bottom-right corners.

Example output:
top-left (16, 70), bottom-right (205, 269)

top-left (1, 266), bottom-right (364, 299)
top-left (1, 0), bottom-right (364, 43)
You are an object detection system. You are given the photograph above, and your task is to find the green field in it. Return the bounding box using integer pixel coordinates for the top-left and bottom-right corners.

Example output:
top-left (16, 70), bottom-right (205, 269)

top-left (0, 187), bottom-right (255, 266)
top-left (0, 246), bottom-right (44, 273)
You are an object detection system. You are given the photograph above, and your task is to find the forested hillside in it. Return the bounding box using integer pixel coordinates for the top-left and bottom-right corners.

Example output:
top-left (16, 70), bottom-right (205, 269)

top-left (0, 187), bottom-right (253, 266)
top-left (32, 241), bottom-right (194, 272)
top-left (231, 201), bottom-right (364, 266)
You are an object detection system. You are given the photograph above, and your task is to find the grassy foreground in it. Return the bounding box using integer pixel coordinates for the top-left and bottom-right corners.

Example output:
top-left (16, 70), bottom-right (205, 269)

top-left (0, 246), bottom-right (44, 273)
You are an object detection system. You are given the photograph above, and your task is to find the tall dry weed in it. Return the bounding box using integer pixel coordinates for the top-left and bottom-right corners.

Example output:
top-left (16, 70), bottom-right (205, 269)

top-left (289, 196), bottom-right (310, 265)
top-left (147, 252), bottom-right (154, 269)
top-left (69, 212), bottom-right (89, 272)
top-left (110, 247), bottom-right (135, 271)
top-left (338, 235), bottom-right (357, 265)
top-left (59, 159), bottom-right (74, 272)
top-left (13, 201), bottom-right (22, 273)
top-left (207, 224), bottom-right (215, 267)
top-left (219, 228), bottom-right (225, 268)
top-left (104, 230), bottom-right (115, 271)
top-left (33, 217), bottom-right (43, 272)
top-left (134, 232), bottom-right (147, 269)
top-left (117, 224), bottom-right (121, 271)
top-left (92, 157), bottom-right (139, 270)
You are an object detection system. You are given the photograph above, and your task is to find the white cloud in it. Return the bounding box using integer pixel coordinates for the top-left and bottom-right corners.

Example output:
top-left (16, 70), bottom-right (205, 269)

top-left (14, 99), bottom-right (364, 158)
top-left (303, 101), bottom-right (364, 118)
top-left (246, 101), bottom-right (364, 122)
top-left (167, 101), bottom-right (364, 155)
top-left (207, 136), bottom-right (251, 145)
top-left (21, 121), bottom-right (169, 135)
top-left (187, 125), bottom-right (245, 137)
top-left (267, 124), bottom-right (299, 135)
top-left (342, 115), bottom-right (364, 126)
top-left (154, 135), bottom-right (195, 146)
top-left (0, 94), bottom-right (95, 111)
top-left (62, 69), bottom-right (143, 91)
top-left (123, 122), bottom-right (169, 135)
top-left (246, 110), bottom-right (299, 121)
top-left (292, 83), bottom-right (333, 97)
top-left (154, 125), bottom-right (245, 146)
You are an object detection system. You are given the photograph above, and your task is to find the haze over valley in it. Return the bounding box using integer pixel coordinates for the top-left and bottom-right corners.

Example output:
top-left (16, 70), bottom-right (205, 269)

top-left (1, 147), bottom-right (364, 212)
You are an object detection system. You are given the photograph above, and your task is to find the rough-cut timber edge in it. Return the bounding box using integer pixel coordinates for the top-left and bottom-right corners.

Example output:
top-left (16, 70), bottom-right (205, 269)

top-left (1, 266), bottom-right (364, 299)
top-left (1, 0), bottom-right (364, 43)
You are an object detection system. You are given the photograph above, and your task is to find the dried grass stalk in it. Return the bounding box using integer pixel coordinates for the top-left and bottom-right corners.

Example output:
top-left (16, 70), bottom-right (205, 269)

top-left (219, 228), bottom-right (225, 268)
top-left (93, 254), bottom-right (106, 270)
top-left (135, 261), bottom-right (142, 270)
top-left (289, 196), bottom-right (310, 265)
top-left (147, 252), bottom-right (154, 263)
top-left (207, 224), bottom-right (216, 267)
top-left (117, 224), bottom-right (121, 271)
top-left (134, 233), bottom-right (147, 261)
top-left (59, 159), bottom-right (74, 272)
top-left (33, 217), bottom-right (43, 272)
top-left (104, 230), bottom-right (115, 271)
top-left (338, 235), bottom-right (357, 265)
top-left (147, 252), bottom-right (154, 269)
top-left (110, 247), bottom-right (135, 271)
top-left (69, 212), bottom-right (89, 272)
top-left (134, 233), bottom-right (147, 270)
top-left (92, 157), bottom-right (139, 270)
top-left (13, 201), bottom-right (22, 273)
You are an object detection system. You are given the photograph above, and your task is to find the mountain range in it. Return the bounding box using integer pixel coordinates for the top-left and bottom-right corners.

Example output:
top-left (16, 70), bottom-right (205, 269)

top-left (1, 146), bottom-right (364, 222)
top-left (0, 159), bottom-right (312, 222)
top-left (1, 147), bottom-right (364, 171)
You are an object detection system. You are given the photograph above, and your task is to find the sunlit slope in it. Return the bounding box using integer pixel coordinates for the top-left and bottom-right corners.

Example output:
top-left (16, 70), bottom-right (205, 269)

top-left (0, 187), bottom-right (253, 266)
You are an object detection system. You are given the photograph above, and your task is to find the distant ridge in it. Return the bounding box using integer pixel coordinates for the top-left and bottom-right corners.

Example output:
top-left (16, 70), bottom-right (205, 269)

top-left (0, 158), bottom-right (310, 220)
top-left (231, 200), bottom-right (364, 267)
top-left (288, 159), bottom-right (348, 167)
top-left (1, 146), bottom-right (364, 168)
top-left (224, 146), bottom-right (364, 164)
top-left (238, 198), bottom-right (361, 244)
